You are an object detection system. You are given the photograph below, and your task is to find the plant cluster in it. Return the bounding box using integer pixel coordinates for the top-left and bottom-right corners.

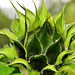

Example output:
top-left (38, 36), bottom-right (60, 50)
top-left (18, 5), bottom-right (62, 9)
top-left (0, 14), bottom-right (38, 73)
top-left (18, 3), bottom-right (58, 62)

top-left (0, 0), bottom-right (75, 75)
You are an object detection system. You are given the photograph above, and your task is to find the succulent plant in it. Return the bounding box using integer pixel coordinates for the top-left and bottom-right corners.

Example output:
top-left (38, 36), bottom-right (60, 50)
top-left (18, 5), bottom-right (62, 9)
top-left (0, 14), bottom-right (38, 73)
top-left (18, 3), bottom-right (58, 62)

top-left (0, 0), bottom-right (75, 75)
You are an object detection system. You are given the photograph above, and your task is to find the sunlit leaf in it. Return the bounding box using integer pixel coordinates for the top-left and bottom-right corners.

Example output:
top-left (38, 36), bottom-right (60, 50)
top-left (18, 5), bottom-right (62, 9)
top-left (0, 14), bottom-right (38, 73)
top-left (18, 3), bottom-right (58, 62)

top-left (55, 50), bottom-right (75, 65)
top-left (0, 46), bottom-right (18, 61)
top-left (39, 0), bottom-right (50, 27)
top-left (64, 33), bottom-right (75, 50)
top-left (28, 71), bottom-right (40, 75)
top-left (70, 40), bottom-right (75, 50)
top-left (0, 62), bottom-right (18, 75)
top-left (12, 18), bottom-right (19, 36)
top-left (0, 29), bottom-right (17, 40)
top-left (42, 65), bottom-right (57, 73)
top-left (63, 55), bottom-right (75, 64)
top-left (8, 58), bottom-right (31, 70)
top-left (59, 63), bottom-right (75, 73)
top-left (10, 0), bottom-right (25, 40)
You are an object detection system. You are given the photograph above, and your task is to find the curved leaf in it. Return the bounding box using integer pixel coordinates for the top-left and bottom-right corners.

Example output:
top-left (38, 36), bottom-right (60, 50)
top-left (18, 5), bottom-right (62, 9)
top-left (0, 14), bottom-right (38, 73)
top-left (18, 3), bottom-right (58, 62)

top-left (63, 22), bottom-right (75, 39)
top-left (70, 40), bottom-right (75, 50)
top-left (9, 0), bottom-right (25, 40)
top-left (53, 2), bottom-right (67, 33)
top-left (67, 23), bottom-right (75, 38)
top-left (11, 40), bottom-right (27, 59)
top-left (46, 40), bottom-right (61, 64)
top-left (0, 29), bottom-right (17, 40)
top-left (42, 65), bottom-right (57, 73)
top-left (30, 55), bottom-right (47, 71)
top-left (55, 50), bottom-right (75, 65)
top-left (59, 63), bottom-right (75, 73)
top-left (8, 58), bottom-right (31, 70)
top-left (39, 0), bottom-right (50, 27)
top-left (0, 62), bottom-right (18, 75)
top-left (12, 18), bottom-right (19, 36)
top-left (28, 71), bottom-right (40, 75)
top-left (63, 55), bottom-right (75, 64)
top-left (27, 35), bottom-right (42, 58)
top-left (37, 21), bottom-right (52, 54)
top-left (64, 33), bottom-right (75, 50)
top-left (0, 46), bottom-right (18, 61)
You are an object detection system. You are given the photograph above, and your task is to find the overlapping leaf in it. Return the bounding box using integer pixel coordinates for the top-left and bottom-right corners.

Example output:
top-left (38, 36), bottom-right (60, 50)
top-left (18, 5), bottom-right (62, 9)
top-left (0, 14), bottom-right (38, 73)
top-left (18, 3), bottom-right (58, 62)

top-left (55, 50), bottom-right (75, 65)
top-left (8, 58), bottom-right (31, 70)
top-left (27, 34), bottom-right (42, 58)
top-left (30, 55), bottom-right (47, 71)
top-left (0, 46), bottom-right (18, 62)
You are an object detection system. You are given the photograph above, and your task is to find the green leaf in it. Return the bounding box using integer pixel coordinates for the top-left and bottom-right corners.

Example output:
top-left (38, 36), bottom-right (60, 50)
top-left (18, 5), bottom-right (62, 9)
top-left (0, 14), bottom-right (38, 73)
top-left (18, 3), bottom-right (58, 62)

top-left (30, 55), bottom-right (47, 71)
top-left (67, 23), bottom-right (75, 38)
top-left (46, 40), bottom-right (61, 64)
top-left (12, 18), bottom-right (19, 36)
top-left (63, 55), bottom-right (75, 64)
top-left (11, 40), bottom-right (27, 59)
top-left (28, 71), bottom-right (40, 75)
top-left (28, 10), bottom-right (40, 32)
top-left (0, 29), bottom-right (17, 40)
top-left (37, 21), bottom-right (52, 54)
top-left (63, 23), bottom-right (75, 39)
top-left (70, 40), bottom-right (75, 50)
top-left (0, 46), bottom-right (18, 61)
top-left (27, 34), bottom-right (42, 58)
top-left (52, 26), bottom-right (60, 42)
top-left (0, 62), bottom-right (17, 75)
top-left (55, 50), bottom-right (75, 65)
top-left (59, 63), bottom-right (75, 73)
top-left (64, 33), bottom-right (75, 50)
top-left (39, 0), bottom-right (50, 27)
top-left (53, 4), bottom-right (66, 33)
top-left (15, 1), bottom-right (35, 32)
top-left (10, 0), bottom-right (25, 40)
top-left (42, 65), bottom-right (57, 73)
top-left (8, 58), bottom-right (31, 70)
top-left (11, 73), bottom-right (21, 75)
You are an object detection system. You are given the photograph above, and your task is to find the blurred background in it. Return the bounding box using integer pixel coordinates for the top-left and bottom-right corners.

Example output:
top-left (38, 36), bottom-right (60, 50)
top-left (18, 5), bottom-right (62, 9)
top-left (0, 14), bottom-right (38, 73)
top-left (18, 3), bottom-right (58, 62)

top-left (0, 0), bottom-right (75, 48)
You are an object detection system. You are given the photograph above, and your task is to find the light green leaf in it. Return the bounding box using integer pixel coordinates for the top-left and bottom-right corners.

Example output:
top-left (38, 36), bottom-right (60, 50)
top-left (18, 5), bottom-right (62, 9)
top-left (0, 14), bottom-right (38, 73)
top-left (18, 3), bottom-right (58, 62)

top-left (12, 18), bottom-right (19, 36)
top-left (63, 55), bottom-right (75, 64)
top-left (64, 33), bottom-right (75, 50)
top-left (0, 46), bottom-right (18, 61)
top-left (55, 50), bottom-right (75, 65)
top-left (11, 73), bottom-right (21, 75)
top-left (70, 40), bottom-right (75, 50)
top-left (28, 10), bottom-right (40, 32)
top-left (59, 63), bottom-right (75, 73)
top-left (53, 3), bottom-right (66, 33)
top-left (10, 0), bottom-right (25, 40)
top-left (0, 29), bottom-right (17, 40)
top-left (8, 58), bottom-right (31, 70)
top-left (42, 65), bottom-right (57, 73)
top-left (39, 0), bottom-right (50, 27)
top-left (67, 23), bottom-right (75, 38)
top-left (63, 22), bottom-right (75, 39)
top-left (46, 40), bottom-right (61, 64)
top-left (0, 62), bottom-right (17, 75)
top-left (28, 71), bottom-right (40, 75)
top-left (30, 55), bottom-right (47, 71)
top-left (27, 34), bottom-right (42, 58)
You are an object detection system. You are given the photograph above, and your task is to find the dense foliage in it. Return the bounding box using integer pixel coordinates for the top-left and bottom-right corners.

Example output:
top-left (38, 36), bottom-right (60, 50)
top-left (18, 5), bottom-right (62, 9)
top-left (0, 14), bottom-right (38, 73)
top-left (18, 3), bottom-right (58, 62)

top-left (0, 0), bottom-right (75, 75)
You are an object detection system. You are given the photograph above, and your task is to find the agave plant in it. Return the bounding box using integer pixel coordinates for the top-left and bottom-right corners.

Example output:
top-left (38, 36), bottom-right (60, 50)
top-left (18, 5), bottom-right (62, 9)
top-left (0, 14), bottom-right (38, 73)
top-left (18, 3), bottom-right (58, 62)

top-left (0, 0), bottom-right (75, 75)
